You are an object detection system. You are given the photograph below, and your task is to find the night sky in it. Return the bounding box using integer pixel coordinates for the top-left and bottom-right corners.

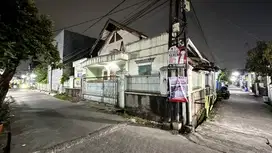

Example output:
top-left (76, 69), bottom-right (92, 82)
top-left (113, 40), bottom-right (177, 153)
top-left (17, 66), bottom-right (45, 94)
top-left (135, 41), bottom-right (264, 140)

top-left (35, 0), bottom-right (272, 70)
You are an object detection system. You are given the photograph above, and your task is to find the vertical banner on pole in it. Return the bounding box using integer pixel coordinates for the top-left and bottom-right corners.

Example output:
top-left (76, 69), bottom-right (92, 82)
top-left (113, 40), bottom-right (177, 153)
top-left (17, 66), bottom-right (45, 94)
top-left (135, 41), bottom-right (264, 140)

top-left (169, 76), bottom-right (188, 102)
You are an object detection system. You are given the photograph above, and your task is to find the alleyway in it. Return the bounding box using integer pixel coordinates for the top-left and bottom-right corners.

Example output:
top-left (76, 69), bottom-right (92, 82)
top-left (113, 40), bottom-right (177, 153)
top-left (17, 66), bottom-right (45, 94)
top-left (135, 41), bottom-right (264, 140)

top-left (188, 86), bottom-right (272, 153)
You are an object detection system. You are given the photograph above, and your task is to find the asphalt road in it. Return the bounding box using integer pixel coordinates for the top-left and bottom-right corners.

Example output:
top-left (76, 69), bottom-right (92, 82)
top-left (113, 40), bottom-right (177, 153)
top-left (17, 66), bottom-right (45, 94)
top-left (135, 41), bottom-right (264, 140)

top-left (7, 87), bottom-right (272, 153)
top-left (7, 89), bottom-right (125, 153)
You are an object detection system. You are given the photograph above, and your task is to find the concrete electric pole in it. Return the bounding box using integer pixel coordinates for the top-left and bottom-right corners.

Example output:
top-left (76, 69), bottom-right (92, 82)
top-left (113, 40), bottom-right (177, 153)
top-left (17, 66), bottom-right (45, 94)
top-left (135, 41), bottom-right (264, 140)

top-left (168, 0), bottom-right (190, 130)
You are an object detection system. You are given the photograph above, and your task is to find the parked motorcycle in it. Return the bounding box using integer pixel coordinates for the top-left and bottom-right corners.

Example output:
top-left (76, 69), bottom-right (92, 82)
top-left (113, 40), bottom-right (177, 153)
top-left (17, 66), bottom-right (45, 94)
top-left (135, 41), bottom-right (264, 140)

top-left (219, 85), bottom-right (230, 100)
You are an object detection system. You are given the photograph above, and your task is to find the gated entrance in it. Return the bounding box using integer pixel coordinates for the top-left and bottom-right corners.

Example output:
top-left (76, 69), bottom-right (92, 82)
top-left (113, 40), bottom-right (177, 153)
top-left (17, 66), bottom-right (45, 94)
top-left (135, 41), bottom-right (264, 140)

top-left (82, 76), bottom-right (118, 105)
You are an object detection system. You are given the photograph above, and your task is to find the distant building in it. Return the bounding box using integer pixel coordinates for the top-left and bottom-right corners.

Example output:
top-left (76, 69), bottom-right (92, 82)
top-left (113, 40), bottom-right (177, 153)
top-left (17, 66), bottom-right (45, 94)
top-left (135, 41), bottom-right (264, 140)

top-left (48, 30), bottom-right (99, 93)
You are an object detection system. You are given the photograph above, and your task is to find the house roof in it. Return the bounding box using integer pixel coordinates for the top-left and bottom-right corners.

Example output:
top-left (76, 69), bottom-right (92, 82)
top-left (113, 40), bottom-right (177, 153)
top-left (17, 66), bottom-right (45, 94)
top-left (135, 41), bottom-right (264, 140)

top-left (89, 19), bottom-right (148, 56)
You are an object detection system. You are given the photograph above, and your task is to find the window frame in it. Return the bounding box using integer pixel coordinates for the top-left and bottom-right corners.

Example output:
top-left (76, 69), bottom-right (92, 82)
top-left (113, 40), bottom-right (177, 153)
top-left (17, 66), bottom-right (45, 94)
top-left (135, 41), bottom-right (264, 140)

top-left (138, 64), bottom-right (152, 75)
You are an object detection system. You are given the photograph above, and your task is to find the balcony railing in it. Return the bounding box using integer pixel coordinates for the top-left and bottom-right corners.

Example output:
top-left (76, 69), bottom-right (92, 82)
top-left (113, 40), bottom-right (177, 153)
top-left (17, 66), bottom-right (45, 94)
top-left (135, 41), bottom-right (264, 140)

top-left (81, 53), bottom-right (128, 67)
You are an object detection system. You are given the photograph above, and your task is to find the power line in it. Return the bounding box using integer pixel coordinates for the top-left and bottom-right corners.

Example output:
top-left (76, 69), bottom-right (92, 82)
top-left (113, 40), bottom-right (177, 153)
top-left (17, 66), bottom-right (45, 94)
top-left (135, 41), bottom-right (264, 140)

top-left (121, 0), bottom-right (151, 23)
top-left (191, 2), bottom-right (262, 41)
top-left (190, 0), bottom-right (217, 62)
top-left (123, 0), bottom-right (162, 25)
top-left (82, 0), bottom-right (127, 33)
top-left (65, 0), bottom-right (163, 61)
top-left (223, 18), bottom-right (262, 41)
top-left (59, 0), bottom-right (128, 60)
top-left (126, 0), bottom-right (169, 25)
top-left (65, 0), bottom-right (168, 62)
top-left (54, 0), bottom-right (149, 32)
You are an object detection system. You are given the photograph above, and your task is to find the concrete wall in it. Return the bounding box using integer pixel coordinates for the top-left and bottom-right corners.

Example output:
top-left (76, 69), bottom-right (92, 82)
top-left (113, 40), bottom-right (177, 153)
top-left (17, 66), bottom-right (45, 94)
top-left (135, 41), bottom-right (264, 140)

top-left (86, 67), bottom-right (102, 78)
top-left (125, 93), bottom-right (169, 121)
top-left (49, 31), bottom-right (64, 92)
top-left (126, 33), bottom-right (168, 75)
top-left (73, 58), bottom-right (87, 78)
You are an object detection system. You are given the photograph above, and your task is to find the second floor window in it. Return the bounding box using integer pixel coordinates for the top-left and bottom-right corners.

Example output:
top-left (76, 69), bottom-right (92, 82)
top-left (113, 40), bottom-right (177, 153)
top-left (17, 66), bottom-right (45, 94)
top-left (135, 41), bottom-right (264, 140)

top-left (109, 32), bottom-right (123, 44)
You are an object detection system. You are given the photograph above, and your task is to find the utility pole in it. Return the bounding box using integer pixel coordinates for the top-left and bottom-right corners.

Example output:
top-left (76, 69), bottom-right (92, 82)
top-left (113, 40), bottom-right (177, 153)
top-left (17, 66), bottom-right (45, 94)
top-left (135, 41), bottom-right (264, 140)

top-left (168, 0), bottom-right (190, 130)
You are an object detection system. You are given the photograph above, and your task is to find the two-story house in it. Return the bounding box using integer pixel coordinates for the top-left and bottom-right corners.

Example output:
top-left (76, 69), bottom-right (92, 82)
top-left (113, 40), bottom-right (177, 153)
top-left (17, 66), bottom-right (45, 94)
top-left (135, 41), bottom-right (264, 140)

top-left (72, 19), bottom-right (147, 104)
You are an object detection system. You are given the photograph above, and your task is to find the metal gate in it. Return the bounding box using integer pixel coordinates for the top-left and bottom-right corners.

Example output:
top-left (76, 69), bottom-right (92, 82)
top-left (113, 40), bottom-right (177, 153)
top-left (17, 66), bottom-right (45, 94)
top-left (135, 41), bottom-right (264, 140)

top-left (82, 76), bottom-right (118, 105)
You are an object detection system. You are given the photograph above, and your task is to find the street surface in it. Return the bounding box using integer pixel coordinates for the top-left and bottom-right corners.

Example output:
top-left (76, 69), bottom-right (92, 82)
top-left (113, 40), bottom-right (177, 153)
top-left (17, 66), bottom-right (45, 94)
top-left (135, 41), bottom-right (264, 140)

top-left (7, 87), bottom-right (272, 153)
top-left (7, 89), bottom-right (125, 153)
top-left (188, 86), bottom-right (272, 153)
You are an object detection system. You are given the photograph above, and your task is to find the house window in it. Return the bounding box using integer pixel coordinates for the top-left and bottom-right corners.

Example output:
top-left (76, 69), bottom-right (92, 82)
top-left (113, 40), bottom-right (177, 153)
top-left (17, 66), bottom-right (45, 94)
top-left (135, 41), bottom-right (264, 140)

top-left (109, 32), bottom-right (122, 44)
top-left (116, 32), bottom-right (122, 41)
top-left (138, 65), bottom-right (152, 75)
top-left (109, 35), bottom-right (115, 44)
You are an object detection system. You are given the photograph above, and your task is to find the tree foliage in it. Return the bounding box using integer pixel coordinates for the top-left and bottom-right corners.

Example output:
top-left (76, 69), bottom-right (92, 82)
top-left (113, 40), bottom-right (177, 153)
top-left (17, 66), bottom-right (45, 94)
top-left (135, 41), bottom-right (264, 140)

top-left (246, 41), bottom-right (272, 77)
top-left (217, 68), bottom-right (230, 82)
top-left (34, 65), bottom-right (48, 84)
top-left (0, 0), bottom-right (60, 103)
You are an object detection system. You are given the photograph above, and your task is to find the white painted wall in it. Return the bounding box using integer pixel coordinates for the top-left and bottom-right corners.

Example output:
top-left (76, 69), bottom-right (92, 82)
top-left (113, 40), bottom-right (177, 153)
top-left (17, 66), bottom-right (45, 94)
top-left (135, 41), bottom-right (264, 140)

top-left (99, 29), bottom-right (141, 56)
top-left (73, 58), bottom-right (87, 78)
top-left (48, 30), bottom-right (64, 92)
top-left (126, 33), bottom-right (168, 75)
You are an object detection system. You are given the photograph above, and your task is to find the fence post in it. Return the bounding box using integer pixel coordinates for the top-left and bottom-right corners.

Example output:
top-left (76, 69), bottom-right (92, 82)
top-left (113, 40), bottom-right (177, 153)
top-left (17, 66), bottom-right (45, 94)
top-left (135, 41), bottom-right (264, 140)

top-left (117, 73), bottom-right (125, 108)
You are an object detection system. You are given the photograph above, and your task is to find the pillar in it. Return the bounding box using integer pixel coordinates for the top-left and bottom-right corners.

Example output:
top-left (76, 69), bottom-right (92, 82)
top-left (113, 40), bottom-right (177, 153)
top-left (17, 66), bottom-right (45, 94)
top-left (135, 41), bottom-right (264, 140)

top-left (118, 72), bottom-right (125, 108)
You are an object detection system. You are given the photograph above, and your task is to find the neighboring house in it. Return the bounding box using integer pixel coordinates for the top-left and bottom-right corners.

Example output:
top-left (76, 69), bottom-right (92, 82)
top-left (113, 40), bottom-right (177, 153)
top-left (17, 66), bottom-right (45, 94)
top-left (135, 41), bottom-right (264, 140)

top-left (72, 19), bottom-right (147, 105)
top-left (124, 33), bottom-right (219, 126)
top-left (73, 19), bottom-right (219, 129)
top-left (48, 30), bottom-right (98, 93)
top-left (245, 72), bottom-right (272, 102)
top-left (75, 19), bottom-right (147, 79)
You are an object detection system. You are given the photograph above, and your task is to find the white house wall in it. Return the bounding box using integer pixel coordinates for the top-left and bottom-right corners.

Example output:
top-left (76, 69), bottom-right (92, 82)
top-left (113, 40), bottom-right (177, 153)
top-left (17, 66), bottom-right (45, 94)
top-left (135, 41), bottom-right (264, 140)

top-left (99, 29), bottom-right (141, 56)
top-left (48, 30), bottom-right (64, 92)
top-left (126, 33), bottom-right (169, 75)
top-left (73, 58), bottom-right (87, 78)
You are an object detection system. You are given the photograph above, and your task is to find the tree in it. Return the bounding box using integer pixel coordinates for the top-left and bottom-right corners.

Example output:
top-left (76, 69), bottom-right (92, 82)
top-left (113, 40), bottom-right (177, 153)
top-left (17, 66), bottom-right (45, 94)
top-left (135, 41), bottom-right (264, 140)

top-left (217, 68), bottom-right (230, 83)
top-left (34, 64), bottom-right (48, 84)
top-left (0, 0), bottom-right (60, 103)
top-left (245, 41), bottom-right (272, 81)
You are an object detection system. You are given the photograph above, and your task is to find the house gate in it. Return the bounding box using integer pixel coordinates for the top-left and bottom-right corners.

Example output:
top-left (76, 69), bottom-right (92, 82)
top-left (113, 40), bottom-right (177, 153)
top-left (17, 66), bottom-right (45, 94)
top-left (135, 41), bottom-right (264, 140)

top-left (82, 76), bottom-right (118, 105)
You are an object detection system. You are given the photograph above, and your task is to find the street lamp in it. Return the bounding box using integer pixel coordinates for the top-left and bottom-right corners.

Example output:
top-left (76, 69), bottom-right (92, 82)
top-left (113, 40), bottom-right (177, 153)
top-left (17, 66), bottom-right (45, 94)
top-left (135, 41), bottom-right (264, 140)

top-left (232, 71), bottom-right (240, 77)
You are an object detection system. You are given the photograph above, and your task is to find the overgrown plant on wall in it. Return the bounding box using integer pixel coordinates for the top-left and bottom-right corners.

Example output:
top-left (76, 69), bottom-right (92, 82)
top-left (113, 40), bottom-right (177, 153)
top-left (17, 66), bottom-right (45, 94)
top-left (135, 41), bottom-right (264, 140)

top-left (60, 73), bottom-right (70, 85)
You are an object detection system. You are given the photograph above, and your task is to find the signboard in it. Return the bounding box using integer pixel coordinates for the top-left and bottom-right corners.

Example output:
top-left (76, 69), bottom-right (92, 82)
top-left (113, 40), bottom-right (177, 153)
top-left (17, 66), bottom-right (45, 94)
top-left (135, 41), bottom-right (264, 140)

top-left (169, 76), bottom-right (188, 102)
top-left (168, 46), bottom-right (187, 66)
